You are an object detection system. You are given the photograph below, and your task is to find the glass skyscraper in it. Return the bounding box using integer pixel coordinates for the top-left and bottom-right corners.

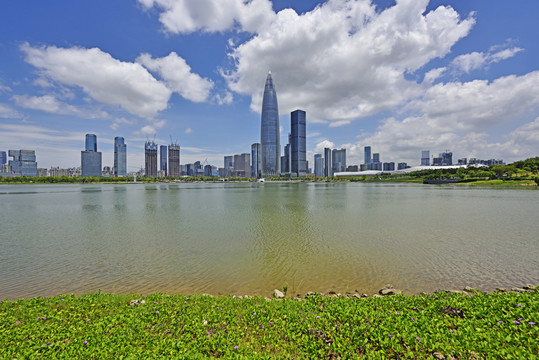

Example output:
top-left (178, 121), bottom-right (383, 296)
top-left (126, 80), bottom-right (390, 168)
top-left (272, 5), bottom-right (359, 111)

top-left (324, 147), bottom-right (332, 177)
top-left (145, 141), bottom-right (158, 177)
top-left (251, 143), bottom-right (261, 178)
top-left (8, 150), bottom-right (38, 176)
top-left (290, 109), bottom-right (307, 177)
top-left (160, 145), bottom-right (168, 176)
top-left (114, 137), bottom-right (127, 176)
top-left (260, 72), bottom-right (280, 177)
top-left (332, 148), bottom-right (346, 173)
top-left (81, 134), bottom-right (102, 177)
top-left (364, 146), bottom-right (371, 169)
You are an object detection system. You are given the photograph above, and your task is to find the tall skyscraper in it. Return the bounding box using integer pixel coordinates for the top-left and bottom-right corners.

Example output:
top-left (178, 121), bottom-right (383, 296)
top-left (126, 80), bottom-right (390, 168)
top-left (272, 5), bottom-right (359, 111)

top-left (324, 147), bottom-right (332, 177)
top-left (314, 154), bottom-right (324, 177)
top-left (260, 72), bottom-right (280, 176)
top-left (160, 145), bottom-right (168, 176)
top-left (168, 142), bottom-right (180, 177)
top-left (421, 150), bottom-right (430, 166)
top-left (290, 109), bottom-right (307, 177)
top-left (145, 141), bottom-right (158, 177)
top-left (332, 148), bottom-right (346, 173)
top-left (251, 143), bottom-right (261, 178)
top-left (114, 137), bottom-right (127, 176)
top-left (81, 134), bottom-right (102, 177)
top-left (0, 151), bottom-right (6, 166)
top-left (8, 150), bottom-right (38, 176)
top-left (364, 146), bottom-right (371, 169)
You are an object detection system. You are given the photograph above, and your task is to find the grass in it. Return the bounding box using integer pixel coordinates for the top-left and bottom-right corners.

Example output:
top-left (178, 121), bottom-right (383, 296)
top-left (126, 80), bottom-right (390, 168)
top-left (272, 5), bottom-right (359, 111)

top-left (1, 290), bottom-right (537, 359)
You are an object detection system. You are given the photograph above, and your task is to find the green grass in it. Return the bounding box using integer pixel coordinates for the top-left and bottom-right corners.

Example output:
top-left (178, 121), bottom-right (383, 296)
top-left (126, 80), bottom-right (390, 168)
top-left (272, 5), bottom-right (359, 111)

top-left (1, 290), bottom-right (537, 359)
top-left (458, 179), bottom-right (537, 187)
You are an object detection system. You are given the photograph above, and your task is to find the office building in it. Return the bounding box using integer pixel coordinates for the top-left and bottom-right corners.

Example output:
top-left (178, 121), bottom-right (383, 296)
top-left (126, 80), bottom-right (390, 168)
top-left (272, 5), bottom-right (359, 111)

top-left (0, 151), bottom-right (6, 166)
top-left (364, 146), bottom-right (372, 169)
top-left (332, 148), bottom-right (346, 173)
top-left (383, 162), bottom-right (395, 171)
top-left (371, 153), bottom-right (382, 171)
top-left (441, 151), bottom-right (453, 166)
top-left (81, 134), bottom-right (102, 177)
top-left (398, 162), bottom-right (409, 170)
top-left (421, 150), bottom-right (430, 166)
top-left (290, 109), bottom-right (307, 177)
top-left (224, 155), bottom-right (234, 177)
top-left (160, 145), bottom-right (168, 177)
top-left (260, 72), bottom-right (280, 176)
top-left (314, 154), bottom-right (324, 177)
top-left (8, 150), bottom-right (38, 176)
top-left (168, 142), bottom-right (180, 177)
top-left (281, 141), bottom-right (291, 174)
top-left (324, 147), bottom-right (333, 177)
top-left (114, 137), bottom-right (127, 176)
top-left (251, 143), bottom-right (261, 178)
top-left (145, 141), bottom-right (158, 177)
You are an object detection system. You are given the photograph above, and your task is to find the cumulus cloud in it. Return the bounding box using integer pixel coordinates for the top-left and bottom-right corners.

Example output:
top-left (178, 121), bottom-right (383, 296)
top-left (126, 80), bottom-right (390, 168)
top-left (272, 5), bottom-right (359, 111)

top-left (0, 103), bottom-right (22, 118)
top-left (12, 94), bottom-right (108, 119)
top-left (21, 43), bottom-right (171, 119)
top-left (450, 44), bottom-right (523, 73)
top-left (314, 139), bottom-right (335, 155)
top-left (137, 52), bottom-right (213, 103)
top-left (225, 0), bottom-right (475, 124)
top-left (138, 0), bottom-right (276, 34)
top-left (185, 127), bottom-right (193, 134)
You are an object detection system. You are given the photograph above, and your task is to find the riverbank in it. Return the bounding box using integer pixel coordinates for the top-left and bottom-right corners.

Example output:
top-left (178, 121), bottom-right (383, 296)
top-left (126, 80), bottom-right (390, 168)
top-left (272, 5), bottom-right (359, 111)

top-left (2, 286), bottom-right (537, 359)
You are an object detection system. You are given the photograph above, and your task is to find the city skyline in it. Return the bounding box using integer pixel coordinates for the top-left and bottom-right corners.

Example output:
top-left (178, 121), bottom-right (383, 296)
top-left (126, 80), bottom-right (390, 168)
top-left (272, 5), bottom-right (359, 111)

top-left (1, 1), bottom-right (538, 169)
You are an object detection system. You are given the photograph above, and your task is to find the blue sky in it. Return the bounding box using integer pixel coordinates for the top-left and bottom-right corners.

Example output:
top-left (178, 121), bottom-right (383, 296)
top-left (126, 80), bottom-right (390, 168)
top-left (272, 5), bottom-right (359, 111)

top-left (1, 0), bottom-right (538, 170)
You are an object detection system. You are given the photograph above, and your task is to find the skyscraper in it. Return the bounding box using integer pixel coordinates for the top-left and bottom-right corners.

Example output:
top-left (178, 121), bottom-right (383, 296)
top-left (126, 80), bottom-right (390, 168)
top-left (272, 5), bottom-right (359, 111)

top-left (160, 145), bottom-right (168, 177)
top-left (168, 142), bottom-right (180, 177)
top-left (260, 72), bottom-right (280, 176)
top-left (114, 137), bottom-right (127, 176)
top-left (314, 153), bottom-right (324, 177)
top-left (251, 143), bottom-right (261, 178)
top-left (421, 150), bottom-right (430, 166)
top-left (291, 109), bottom-right (307, 177)
top-left (364, 146), bottom-right (371, 169)
top-left (0, 151), bottom-right (6, 166)
top-left (81, 134), bottom-right (102, 177)
top-left (324, 147), bottom-right (332, 177)
top-left (145, 141), bottom-right (158, 177)
top-left (332, 148), bottom-right (346, 173)
top-left (8, 150), bottom-right (38, 176)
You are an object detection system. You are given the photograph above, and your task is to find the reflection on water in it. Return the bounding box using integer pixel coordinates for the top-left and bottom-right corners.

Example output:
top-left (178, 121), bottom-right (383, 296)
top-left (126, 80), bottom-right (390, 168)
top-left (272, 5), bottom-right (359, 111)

top-left (0, 183), bottom-right (538, 299)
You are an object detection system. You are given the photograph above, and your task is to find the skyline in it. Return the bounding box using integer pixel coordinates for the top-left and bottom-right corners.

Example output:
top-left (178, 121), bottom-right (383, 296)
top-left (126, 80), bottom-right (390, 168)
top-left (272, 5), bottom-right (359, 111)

top-left (1, 0), bottom-right (538, 169)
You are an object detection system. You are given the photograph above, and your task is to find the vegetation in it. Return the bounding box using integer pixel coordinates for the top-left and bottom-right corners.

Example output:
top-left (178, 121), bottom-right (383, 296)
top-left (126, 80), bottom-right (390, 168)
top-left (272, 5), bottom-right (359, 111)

top-left (1, 290), bottom-right (537, 358)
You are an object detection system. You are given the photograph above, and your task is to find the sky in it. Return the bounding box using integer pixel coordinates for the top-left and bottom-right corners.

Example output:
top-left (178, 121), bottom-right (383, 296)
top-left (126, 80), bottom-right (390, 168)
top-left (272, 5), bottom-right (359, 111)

top-left (1, 0), bottom-right (538, 170)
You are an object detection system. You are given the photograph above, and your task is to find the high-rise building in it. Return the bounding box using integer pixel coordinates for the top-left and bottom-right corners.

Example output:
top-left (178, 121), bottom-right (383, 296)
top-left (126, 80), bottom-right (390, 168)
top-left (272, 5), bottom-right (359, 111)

top-left (332, 148), bottom-right (346, 173)
top-left (160, 145), bottom-right (168, 176)
top-left (372, 153), bottom-right (382, 170)
top-left (0, 151), bottom-right (6, 166)
top-left (145, 141), bottom-right (158, 177)
top-left (290, 109), bottom-right (307, 177)
top-left (251, 143), bottom-right (261, 178)
top-left (81, 134), bottom-right (102, 177)
top-left (168, 142), bottom-right (180, 177)
top-left (364, 146), bottom-right (371, 169)
top-left (281, 141), bottom-right (291, 174)
top-left (114, 137), bottom-right (127, 176)
top-left (441, 151), bottom-right (453, 166)
top-left (260, 72), bottom-right (280, 176)
top-left (314, 154), bottom-right (324, 177)
top-left (383, 162), bottom-right (395, 171)
top-left (324, 147), bottom-right (333, 177)
top-left (224, 156), bottom-right (234, 177)
top-left (8, 150), bottom-right (38, 176)
top-left (421, 150), bottom-right (430, 166)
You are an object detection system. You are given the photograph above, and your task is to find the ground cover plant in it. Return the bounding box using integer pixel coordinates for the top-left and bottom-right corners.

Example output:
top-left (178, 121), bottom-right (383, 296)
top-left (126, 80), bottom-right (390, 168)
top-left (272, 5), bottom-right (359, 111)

top-left (1, 290), bottom-right (537, 359)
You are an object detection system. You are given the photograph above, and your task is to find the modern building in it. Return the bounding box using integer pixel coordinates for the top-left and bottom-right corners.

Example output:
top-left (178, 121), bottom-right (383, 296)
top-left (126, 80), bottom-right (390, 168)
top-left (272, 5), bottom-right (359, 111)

top-left (145, 141), bottom-right (158, 177)
top-left (421, 150), bottom-right (430, 166)
top-left (260, 72), bottom-right (280, 176)
top-left (332, 148), bottom-right (346, 173)
top-left (0, 151), bottom-right (6, 166)
top-left (314, 154), bottom-right (324, 177)
top-left (371, 153), bottom-right (382, 171)
top-left (8, 150), bottom-right (38, 176)
top-left (114, 137), bottom-right (127, 176)
top-left (224, 155), bottom-right (234, 177)
top-left (397, 162), bottom-right (409, 170)
top-left (441, 151), bottom-right (453, 166)
top-left (290, 109), bottom-right (307, 177)
top-left (168, 142), bottom-right (180, 177)
top-left (324, 147), bottom-right (333, 177)
top-left (383, 162), bottom-right (395, 171)
top-left (160, 145), bottom-right (168, 177)
top-left (364, 146), bottom-right (372, 169)
top-left (281, 140), bottom-right (291, 174)
top-left (251, 143), bottom-right (261, 178)
top-left (81, 134), bottom-right (102, 177)
top-left (49, 166), bottom-right (68, 177)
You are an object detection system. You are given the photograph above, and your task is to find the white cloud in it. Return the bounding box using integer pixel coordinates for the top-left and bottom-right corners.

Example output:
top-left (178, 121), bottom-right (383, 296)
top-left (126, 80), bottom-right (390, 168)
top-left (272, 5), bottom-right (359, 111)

top-left (138, 0), bottom-right (276, 34)
top-left (314, 139), bottom-right (335, 155)
top-left (423, 67), bottom-right (447, 84)
top-left (137, 52), bottom-right (213, 103)
top-left (21, 43), bottom-right (171, 119)
top-left (225, 0), bottom-right (475, 124)
top-left (185, 127), bottom-right (193, 134)
top-left (450, 44), bottom-right (523, 73)
top-left (0, 102), bottom-right (22, 118)
top-left (110, 117), bottom-right (137, 131)
top-left (12, 94), bottom-right (79, 115)
top-left (214, 91), bottom-right (234, 105)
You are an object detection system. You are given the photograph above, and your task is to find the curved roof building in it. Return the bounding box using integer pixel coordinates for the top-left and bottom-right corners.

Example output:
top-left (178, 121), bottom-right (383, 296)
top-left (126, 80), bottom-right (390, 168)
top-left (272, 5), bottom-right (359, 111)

top-left (260, 72), bottom-right (280, 176)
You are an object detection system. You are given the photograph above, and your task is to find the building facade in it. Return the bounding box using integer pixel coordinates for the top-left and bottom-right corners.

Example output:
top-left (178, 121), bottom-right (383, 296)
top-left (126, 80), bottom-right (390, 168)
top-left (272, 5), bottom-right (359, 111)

top-left (364, 146), bottom-right (371, 169)
top-left (114, 137), bottom-right (127, 176)
top-left (8, 150), bottom-right (38, 176)
top-left (421, 150), bottom-right (430, 166)
top-left (168, 143), bottom-right (180, 177)
top-left (251, 143), bottom-right (261, 178)
top-left (145, 141), bottom-right (158, 177)
top-left (260, 72), bottom-right (280, 176)
top-left (314, 154), bottom-right (324, 177)
top-left (290, 109), bottom-right (307, 177)
top-left (160, 145), bottom-right (168, 177)
top-left (81, 134), bottom-right (102, 177)
top-left (332, 148), bottom-right (346, 173)
top-left (0, 151), bottom-right (6, 166)
top-left (324, 147), bottom-right (333, 177)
